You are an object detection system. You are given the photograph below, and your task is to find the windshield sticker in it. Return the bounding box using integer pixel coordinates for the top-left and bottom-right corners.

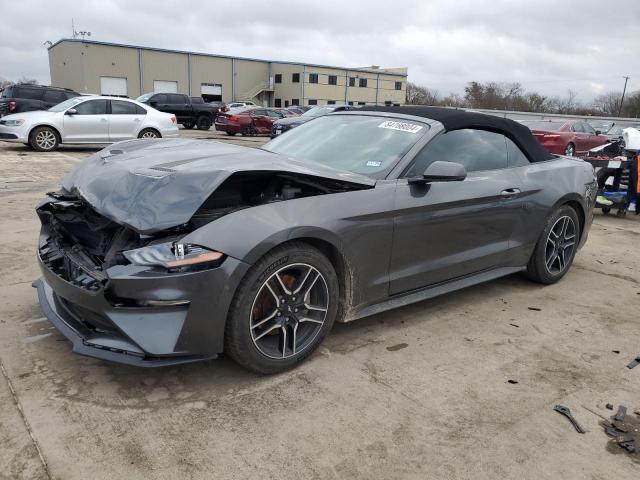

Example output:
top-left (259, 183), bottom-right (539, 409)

top-left (378, 120), bottom-right (423, 134)
top-left (366, 161), bottom-right (382, 167)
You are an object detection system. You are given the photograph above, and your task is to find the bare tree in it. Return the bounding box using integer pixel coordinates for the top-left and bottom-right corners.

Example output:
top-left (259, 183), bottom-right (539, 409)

top-left (405, 82), bottom-right (440, 105)
top-left (593, 91), bottom-right (623, 116)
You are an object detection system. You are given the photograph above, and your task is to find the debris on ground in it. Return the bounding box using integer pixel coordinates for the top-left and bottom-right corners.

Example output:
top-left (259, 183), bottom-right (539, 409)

top-left (507, 379), bottom-right (518, 384)
top-left (612, 350), bottom-right (620, 354)
top-left (528, 307), bottom-right (541, 311)
top-left (601, 408), bottom-right (640, 460)
top-left (386, 343), bottom-right (408, 352)
top-left (509, 323), bottom-right (519, 328)
top-left (554, 405), bottom-right (586, 434)
top-left (627, 356), bottom-right (640, 369)
top-left (606, 403), bottom-right (614, 410)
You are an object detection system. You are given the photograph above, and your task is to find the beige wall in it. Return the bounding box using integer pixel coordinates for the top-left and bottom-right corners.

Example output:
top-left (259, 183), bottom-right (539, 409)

top-left (190, 55), bottom-right (233, 102)
top-left (48, 40), bottom-right (406, 105)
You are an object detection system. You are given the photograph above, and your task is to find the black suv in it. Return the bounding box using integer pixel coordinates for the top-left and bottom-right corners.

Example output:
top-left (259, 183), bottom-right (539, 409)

top-left (137, 93), bottom-right (219, 130)
top-left (0, 84), bottom-right (80, 116)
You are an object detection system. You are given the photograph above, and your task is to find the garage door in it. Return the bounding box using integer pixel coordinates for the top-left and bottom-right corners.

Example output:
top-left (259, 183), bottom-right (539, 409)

top-left (201, 83), bottom-right (222, 102)
top-left (153, 80), bottom-right (178, 93)
top-left (100, 77), bottom-right (128, 96)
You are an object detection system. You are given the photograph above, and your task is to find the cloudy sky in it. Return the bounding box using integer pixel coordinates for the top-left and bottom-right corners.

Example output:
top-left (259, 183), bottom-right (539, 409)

top-left (1, 0), bottom-right (639, 101)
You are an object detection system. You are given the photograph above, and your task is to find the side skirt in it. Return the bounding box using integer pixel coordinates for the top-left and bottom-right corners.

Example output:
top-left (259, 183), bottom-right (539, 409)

top-left (343, 266), bottom-right (525, 323)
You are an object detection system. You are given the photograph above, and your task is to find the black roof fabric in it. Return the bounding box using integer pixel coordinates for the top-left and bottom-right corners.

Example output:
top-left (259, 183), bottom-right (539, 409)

top-left (361, 105), bottom-right (553, 163)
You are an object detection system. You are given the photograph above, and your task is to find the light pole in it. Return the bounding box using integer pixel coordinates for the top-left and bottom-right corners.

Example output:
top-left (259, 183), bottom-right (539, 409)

top-left (619, 76), bottom-right (630, 117)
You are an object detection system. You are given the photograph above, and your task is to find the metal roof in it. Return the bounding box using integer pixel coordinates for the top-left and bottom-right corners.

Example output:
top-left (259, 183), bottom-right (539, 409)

top-left (48, 39), bottom-right (408, 78)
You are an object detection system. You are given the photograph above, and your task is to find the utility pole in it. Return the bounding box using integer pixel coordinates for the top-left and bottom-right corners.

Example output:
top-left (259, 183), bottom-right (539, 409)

top-left (619, 76), bottom-right (630, 117)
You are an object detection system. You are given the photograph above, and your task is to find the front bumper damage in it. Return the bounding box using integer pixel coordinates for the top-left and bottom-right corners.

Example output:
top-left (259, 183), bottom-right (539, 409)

top-left (34, 217), bottom-right (250, 367)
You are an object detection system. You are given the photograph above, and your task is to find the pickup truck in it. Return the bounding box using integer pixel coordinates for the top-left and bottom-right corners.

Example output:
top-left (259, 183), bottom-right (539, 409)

top-left (136, 92), bottom-right (219, 130)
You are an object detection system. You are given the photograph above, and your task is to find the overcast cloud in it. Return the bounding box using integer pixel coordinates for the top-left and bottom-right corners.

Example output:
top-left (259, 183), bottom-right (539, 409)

top-left (1, 0), bottom-right (639, 101)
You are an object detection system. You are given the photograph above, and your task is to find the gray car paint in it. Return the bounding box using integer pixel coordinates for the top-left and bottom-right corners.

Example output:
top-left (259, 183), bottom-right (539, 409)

top-left (35, 111), bottom-right (597, 365)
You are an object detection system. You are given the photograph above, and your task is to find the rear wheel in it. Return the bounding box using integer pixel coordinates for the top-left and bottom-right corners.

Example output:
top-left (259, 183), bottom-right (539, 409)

top-left (564, 143), bottom-right (575, 156)
top-left (196, 115), bottom-right (212, 130)
top-left (225, 242), bottom-right (339, 374)
top-left (29, 126), bottom-right (59, 152)
top-left (242, 124), bottom-right (256, 137)
top-left (138, 128), bottom-right (160, 139)
top-left (526, 205), bottom-right (580, 284)
top-left (226, 131), bottom-right (236, 136)
top-left (182, 122), bottom-right (195, 129)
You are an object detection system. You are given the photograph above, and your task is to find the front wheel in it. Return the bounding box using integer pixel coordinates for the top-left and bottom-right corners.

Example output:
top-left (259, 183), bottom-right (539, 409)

top-left (196, 115), bottom-right (212, 130)
top-left (526, 205), bottom-right (580, 284)
top-left (225, 242), bottom-right (339, 374)
top-left (29, 126), bottom-right (59, 152)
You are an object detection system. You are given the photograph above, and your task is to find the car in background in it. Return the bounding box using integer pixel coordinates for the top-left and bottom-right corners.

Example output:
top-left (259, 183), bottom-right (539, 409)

top-left (284, 106), bottom-right (308, 115)
top-left (271, 104), bottom-right (356, 138)
top-left (136, 92), bottom-right (217, 130)
top-left (521, 119), bottom-right (608, 156)
top-left (225, 101), bottom-right (257, 111)
top-left (603, 123), bottom-right (640, 142)
top-left (0, 84), bottom-right (80, 116)
top-left (0, 96), bottom-right (178, 151)
top-left (274, 108), bottom-right (299, 117)
top-left (215, 108), bottom-right (286, 136)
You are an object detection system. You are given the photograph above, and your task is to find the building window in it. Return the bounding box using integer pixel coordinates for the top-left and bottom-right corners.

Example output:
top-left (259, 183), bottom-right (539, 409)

top-left (274, 98), bottom-right (282, 107)
top-left (292, 73), bottom-right (300, 83)
top-left (348, 101), bottom-right (354, 106)
top-left (358, 102), bottom-right (366, 106)
top-left (348, 77), bottom-right (355, 87)
top-left (395, 81), bottom-right (402, 90)
top-left (285, 100), bottom-right (290, 107)
top-left (292, 98), bottom-right (299, 105)
top-left (275, 74), bottom-right (282, 84)
top-left (327, 100), bottom-right (336, 105)
top-left (309, 73), bottom-right (319, 84)
top-left (328, 75), bottom-right (337, 85)
top-left (308, 99), bottom-right (318, 105)
top-left (359, 78), bottom-right (367, 88)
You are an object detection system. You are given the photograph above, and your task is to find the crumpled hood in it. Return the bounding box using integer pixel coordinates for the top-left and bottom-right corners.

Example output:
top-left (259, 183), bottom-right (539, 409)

top-left (60, 138), bottom-right (374, 234)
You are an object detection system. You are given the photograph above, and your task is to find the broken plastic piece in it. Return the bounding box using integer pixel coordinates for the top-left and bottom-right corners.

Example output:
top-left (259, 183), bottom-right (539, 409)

top-left (618, 439), bottom-right (636, 453)
top-left (614, 405), bottom-right (627, 422)
top-left (606, 403), bottom-right (614, 410)
top-left (627, 356), bottom-right (640, 369)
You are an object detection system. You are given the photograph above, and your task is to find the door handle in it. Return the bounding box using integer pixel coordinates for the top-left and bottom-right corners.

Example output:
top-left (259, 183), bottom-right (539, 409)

top-left (134, 118), bottom-right (141, 122)
top-left (501, 188), bottom-right (521, 198)
top-left (100, 118), bottom-right (108, 122)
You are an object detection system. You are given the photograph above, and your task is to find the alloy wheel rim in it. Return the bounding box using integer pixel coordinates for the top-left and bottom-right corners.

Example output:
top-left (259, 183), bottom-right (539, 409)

top-left (141, 131), bottom-right (158, 138)
top-left (250, 263), bottom-right (329, 359)
top-left (36, 130), bottom-right (56, 150)
top-left (565, 144), bottom-right (574, 156)
top-left (545, 216), bottom-right (576, 275)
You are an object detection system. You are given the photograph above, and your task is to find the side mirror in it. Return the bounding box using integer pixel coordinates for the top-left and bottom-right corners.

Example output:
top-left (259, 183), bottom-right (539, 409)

top-left (595, 130), bottom-right (602, 135)
top-left (65, 108), bottom-right (77, 115)
top-left (408, 161), bottom-right (467, 184)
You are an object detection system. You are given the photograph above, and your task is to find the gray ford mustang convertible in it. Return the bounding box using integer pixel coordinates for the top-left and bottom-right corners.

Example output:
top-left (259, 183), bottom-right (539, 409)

top-left (34, 106), bottom-right (597, 373)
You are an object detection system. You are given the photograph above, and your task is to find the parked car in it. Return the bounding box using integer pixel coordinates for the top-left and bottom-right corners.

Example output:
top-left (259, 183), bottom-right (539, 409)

top-left (602, 123), bottom-right (640, 142)
top-left (215, 108), bottom-right (287, 136)
top-left (136, 92), bottom-right (217, 130)
top-left (0, 84), bottom-right (80, 116)
top-left (225, 101), bottom-right (257, 111)
top-left (521, 120), bottom-right (608, 156)
top-left (284, 106), bottom-right (307, 115)
top-left (271, 104), bottom-right (356, 138)
top-left (33, 106), bottom-right (595, 372)
top-left (274, 108), bottom-right (300, 117)
top-left (0, 96), bottom-right (178, 151)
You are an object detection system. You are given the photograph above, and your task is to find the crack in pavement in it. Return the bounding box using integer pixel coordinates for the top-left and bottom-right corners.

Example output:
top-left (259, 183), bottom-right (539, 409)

top-left (572, 265), bottom-right (639, 285)
top-left (0, 358), bottom-right (52, 480)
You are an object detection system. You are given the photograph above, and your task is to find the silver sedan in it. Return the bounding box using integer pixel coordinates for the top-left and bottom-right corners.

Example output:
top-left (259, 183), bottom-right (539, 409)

top-left (0, 96), bottom-right (179, 151)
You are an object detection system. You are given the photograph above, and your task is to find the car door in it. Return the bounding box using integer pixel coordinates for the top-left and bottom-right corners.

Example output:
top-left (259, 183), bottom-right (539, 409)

top-left (62, 99), bottom-right (109, 142)
top-left (389, 128), bottom-right (524, 295)
top-left (581, 122), bottom-right (603, 150)
top-left (108, 100), bottom-right (147, 141)
top-left (165, 94), bottom-right (189, 122)
top-left (570, 122), bottom-right (589, 154)
top-left (250, 109), bottom-right (270, 133)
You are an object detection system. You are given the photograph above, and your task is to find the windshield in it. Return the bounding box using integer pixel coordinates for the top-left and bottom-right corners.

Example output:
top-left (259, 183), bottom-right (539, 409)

top-left (301, 106), bottom-right (337, 118)
top-left (263, 115), bottom-right (429, 177)
top-left (521, 120), bottom-right (564, 131)
top-left (48, 97), bottom-right (85, 112)
top-left (136, 93), bottom-right (154, 103)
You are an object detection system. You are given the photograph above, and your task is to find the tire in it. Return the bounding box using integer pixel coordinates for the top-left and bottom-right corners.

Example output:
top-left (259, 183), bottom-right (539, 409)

top-left (29, 126), bottom-right (59, 152)
top-left (242, 125), bottom-right (256, 137)
top-left (182, 122), bottom-right (195, 129)
top-left (226, 131), bottom-right (237, 136)
top-left (225, 242), bottom-right (340, 374)
top-left (138, 128), bottom-right (161, 139)
top-left (602, 207), bottom-right (611, 215)
top-left (564, 143), bottom-right (575, 156)
top-left (526, 205), bottom-right (580, 284)
top-left (196, 115), bottom-right (212, 130)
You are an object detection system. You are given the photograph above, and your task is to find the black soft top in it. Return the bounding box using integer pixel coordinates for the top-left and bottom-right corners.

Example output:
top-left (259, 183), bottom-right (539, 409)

top-left (360, 105), bottom-right (553, 163)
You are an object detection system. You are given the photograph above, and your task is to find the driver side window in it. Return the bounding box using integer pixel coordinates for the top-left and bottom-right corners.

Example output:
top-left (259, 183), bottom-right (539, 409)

top-left (73, 100), bottom-right (108, 115)
top-left (404, 129), bottom-right (508, 178)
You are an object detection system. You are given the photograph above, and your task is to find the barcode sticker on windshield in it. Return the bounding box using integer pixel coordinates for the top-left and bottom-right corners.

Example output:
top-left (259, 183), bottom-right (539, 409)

top-left (378, 120), bottom-right (423, 134)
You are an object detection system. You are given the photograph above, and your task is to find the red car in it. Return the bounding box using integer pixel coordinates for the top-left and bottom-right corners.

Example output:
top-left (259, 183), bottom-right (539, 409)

top-left (521, 120), bottom-right (608, 156)
top-left (215, 108), bottom-right (287, 136)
